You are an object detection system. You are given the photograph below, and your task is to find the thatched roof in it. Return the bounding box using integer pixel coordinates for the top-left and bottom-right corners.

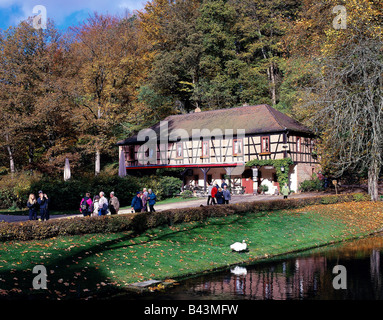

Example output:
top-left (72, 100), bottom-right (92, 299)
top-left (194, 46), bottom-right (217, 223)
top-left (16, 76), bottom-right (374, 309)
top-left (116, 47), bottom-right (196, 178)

top-left (117, 104), bottom-right (314, 145)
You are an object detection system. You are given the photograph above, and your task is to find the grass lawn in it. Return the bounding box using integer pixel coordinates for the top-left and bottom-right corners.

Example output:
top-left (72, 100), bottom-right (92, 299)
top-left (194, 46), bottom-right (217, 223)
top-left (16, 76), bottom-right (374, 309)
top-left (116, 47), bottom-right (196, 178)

top-left (1, 201), bottom-right (383, 299)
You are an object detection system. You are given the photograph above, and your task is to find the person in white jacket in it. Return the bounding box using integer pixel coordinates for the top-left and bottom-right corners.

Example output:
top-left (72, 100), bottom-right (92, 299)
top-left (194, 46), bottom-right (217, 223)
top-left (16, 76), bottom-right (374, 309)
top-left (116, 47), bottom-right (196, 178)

top-left (98, 191), bottom-right (108, 216)
top-left (92, 195), bottom-right (100, 217)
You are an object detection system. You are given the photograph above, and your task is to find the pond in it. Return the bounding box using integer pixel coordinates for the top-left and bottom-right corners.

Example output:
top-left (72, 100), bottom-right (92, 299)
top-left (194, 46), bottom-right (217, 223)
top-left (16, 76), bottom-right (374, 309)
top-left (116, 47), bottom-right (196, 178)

top-left (140, 233), bottom-right (383, 300)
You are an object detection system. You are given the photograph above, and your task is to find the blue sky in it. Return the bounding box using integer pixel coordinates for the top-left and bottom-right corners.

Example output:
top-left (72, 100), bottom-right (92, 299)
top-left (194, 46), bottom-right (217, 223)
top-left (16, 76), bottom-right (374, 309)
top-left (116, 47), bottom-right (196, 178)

top-left (0, 0), bottom-right (146, 31)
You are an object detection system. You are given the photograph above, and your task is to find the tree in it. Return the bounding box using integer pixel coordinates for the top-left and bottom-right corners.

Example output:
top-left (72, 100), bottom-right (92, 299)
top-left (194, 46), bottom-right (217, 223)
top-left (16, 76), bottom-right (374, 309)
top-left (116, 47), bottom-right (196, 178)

top-left (232, 0), bottom-right (301, 106)
top-left (298, 0), bottom-right (383, 200)
top-left (69, 14), bottom-right (149, 175)
top-left (138, 0), bottom-right (204, 113)
top-left (0, 19), bottom-right (76, 175)
top-left (315, 36), bottom-right (383, 201)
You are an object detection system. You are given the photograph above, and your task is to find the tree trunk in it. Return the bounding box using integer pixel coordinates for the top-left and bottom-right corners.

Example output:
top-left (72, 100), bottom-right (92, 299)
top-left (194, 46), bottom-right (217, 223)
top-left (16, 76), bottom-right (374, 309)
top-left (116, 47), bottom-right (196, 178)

top-left (28, 145), bottom-right (34, 173)
top-left (5, 133), bottom-right (15, 175)
top-left (270, 62), bottom-right (277, 106)
top-left (368, 160), bottom-right (380, 201)
top-left (258, 29), bottom-right (277, 105)
top-left (95, 149), bottom-right (101, 176)
top-left (95, 102), bottom-right (102, 176)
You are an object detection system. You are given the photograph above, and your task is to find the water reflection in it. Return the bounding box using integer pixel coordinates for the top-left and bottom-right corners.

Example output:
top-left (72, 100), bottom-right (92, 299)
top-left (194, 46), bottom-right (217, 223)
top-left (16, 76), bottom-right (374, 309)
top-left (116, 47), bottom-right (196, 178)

top-left (187, 256), bottom-right (328, 300)
top-left (152, 234), bottom-right (383, 300)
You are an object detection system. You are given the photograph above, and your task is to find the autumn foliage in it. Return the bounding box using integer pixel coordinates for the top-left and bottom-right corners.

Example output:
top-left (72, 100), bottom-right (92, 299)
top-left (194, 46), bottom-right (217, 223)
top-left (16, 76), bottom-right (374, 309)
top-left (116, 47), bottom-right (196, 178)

top-left (0, 0), bottom-right (381, 186)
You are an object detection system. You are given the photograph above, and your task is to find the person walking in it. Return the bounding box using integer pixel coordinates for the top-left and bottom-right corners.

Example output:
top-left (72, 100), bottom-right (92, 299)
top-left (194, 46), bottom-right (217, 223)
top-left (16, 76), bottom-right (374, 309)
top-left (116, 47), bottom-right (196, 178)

top-left (131, 192), bottom-right (143, 213)
top-left (141, 189), bottom-right (148, 212)
top-left (92, 195), bottom-right (100, 217)
top-left (98, 191), bottom-right (108, 215)
top-left (147, 189), bottom-right (157, 212)
top-left (221, 179), bottom-right (228, 189)
top-left (210, 183), bottom-right (218, 205)
top-left (281, 183), bottom-right (290, 199)
top-left (79, 192), bottom-right (93, 217)
top-left (37, 191), bottom-right (50, 221)
top-left (27, 193), bottom-right (39, 220)
top-left (222, 185), bottom-right (231, 204)
top-left (207, 182), bottom-right (216, 205)
top-left (216, 187), bottom-right (224, 204)
top-left (109, 191), bottom-right (120, 215)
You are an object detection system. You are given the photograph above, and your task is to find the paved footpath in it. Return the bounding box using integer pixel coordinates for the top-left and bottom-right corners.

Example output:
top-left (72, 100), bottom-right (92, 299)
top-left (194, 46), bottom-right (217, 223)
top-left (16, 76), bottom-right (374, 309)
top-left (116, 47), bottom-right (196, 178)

top-left (0, 192), bottom-right (325, 223)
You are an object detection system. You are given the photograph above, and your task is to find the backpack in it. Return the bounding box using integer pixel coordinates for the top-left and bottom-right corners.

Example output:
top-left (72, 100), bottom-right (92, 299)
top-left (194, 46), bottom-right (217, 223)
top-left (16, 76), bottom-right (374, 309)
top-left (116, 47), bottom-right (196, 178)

top-left (80, 198), bottom-right (90, 212)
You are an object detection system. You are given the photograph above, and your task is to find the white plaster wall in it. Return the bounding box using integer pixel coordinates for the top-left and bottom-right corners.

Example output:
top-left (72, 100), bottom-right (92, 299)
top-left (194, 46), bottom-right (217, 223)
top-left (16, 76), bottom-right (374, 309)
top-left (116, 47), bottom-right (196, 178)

top-left (289, 164), bottom-right (298, 193)
top-left (260, 168), bottom-right (277, 195)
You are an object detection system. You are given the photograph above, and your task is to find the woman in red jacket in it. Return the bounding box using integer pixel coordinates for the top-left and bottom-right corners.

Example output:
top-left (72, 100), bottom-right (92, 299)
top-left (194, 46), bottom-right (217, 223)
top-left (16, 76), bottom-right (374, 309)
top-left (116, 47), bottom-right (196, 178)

top-left (211, 184), bottom-right (218, 205)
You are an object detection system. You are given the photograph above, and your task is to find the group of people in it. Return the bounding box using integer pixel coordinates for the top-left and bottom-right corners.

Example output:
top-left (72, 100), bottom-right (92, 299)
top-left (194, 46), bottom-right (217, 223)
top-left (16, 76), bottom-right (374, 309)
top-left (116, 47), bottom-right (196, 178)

top-left (79, 191), bottom-right (120, 217)
top-left (207, 180), bottom-right (232, 205)
top-left (26, 187), bottom-right (157, 221)
top-left (131, 188), bottom-right (157, 213)
top-left (206, 180), bottom-right (292, 203)
top-left (26, 191), bottom-right (50, 221)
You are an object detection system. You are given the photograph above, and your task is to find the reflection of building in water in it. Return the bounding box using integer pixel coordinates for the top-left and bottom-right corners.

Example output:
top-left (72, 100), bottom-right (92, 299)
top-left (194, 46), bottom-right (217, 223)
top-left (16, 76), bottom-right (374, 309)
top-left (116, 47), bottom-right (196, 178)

top-left (190, 257), bottom-right (327, 300)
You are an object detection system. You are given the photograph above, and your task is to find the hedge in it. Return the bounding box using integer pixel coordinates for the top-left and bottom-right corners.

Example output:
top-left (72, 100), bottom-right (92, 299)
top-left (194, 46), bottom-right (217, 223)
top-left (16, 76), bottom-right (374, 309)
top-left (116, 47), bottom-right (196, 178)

top-left (0, 174), bottom-right (183, 211)
top-left (0, 193), bottom-right (369, 242)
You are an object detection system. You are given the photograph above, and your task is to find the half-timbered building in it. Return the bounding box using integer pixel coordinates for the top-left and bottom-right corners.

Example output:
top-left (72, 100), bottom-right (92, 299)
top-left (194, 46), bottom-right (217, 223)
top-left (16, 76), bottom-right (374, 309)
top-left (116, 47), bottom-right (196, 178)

top-left (117, 104), bottom-right (320, 194)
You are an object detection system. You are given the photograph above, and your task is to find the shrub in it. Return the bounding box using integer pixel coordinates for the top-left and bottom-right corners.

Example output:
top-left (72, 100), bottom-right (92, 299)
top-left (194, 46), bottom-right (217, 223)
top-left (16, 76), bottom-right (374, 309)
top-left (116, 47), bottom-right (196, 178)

top-left (353, 193), bottom-right (370, 202)
top-left (181, 190), bottom-right (194, 199)
top-left (154, 176), bottom-right (182, 199)
top-left (0, 172), bottom-right (42, 209)
top-left (299, 177), bottom-right (324, 192)
top-left (0, 193), bottom-right (365, 242)
top-left (0, 172), bottom-right (184, 212)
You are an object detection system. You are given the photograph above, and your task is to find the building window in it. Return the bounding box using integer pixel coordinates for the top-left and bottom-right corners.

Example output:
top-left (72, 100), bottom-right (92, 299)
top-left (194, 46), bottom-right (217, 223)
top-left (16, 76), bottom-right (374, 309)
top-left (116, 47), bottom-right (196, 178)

top-left (144, 147), bottom-right (155, 163)
top-left (176, 142), bottom-right (183, 159)
top-left (124, 145), bottom-right (135, 161)
top-left (261, 136), bottom-right (270, 153)
top-left (297, 137), bottom-right (301, 153)
top-left (201, 141), bottom-right (209, 158)
top-left (233, 139), bottom-right (243, 156)
top-left (149, 147), bottom-right (155, 159)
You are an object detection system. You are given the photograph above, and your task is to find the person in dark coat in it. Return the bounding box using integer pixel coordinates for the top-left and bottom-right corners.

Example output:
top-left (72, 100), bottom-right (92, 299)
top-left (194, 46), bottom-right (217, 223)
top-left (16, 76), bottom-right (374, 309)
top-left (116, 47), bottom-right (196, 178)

top-left (79, 192), bottom-right (93, 217)
top-left (147, 189), bottom-right (157, 212)
top-left (221, 179), bottom-right (228, 189)
top-left (131, 192), bottom-right (143, 213)
top-left (37, 190), bottom-right (50, 221)
top-left (222, 185), bottom-right (231, 204)
top-left (27, 193), bottom-right (39, 220)
top-left (216, 187), bottom-right (224, 204)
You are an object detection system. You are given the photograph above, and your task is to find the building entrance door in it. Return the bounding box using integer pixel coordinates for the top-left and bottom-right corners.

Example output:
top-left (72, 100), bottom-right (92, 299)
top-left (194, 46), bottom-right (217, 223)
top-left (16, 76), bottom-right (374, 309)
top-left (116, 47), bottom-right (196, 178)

top-left (241, 178), bottom-right (253, 194)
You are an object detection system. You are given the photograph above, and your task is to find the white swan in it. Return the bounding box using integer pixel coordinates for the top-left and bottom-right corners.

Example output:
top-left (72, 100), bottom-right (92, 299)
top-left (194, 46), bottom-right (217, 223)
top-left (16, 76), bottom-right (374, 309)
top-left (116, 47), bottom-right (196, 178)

top-left (230, 266), bottom-right (247, 276)
top-left (230, 240), bottom-right (247, 252)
